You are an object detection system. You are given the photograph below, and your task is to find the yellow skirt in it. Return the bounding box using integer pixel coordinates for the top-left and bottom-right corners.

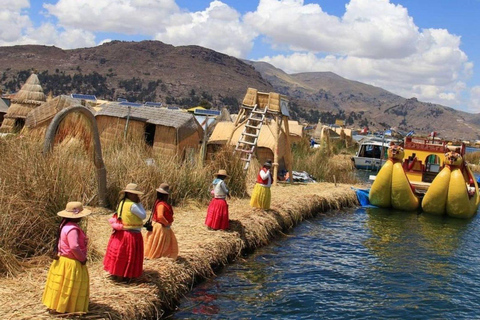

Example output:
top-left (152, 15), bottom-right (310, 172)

top-left (42, 256), bottom-right (89, 313)
top-left (250, 184), bottom-right (271, 209)
top-left (144, 221), bottom-right (178, 259)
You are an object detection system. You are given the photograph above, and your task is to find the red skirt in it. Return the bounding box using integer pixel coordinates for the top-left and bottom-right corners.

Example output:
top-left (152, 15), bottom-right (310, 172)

top-left (205, 198), bottom-right (229, 230)
top-left (103, 230), bottom-right (144, 278)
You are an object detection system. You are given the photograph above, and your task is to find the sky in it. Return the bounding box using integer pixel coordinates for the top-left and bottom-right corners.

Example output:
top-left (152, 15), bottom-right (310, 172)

top-left (2, 0), bottom-right (480, 113)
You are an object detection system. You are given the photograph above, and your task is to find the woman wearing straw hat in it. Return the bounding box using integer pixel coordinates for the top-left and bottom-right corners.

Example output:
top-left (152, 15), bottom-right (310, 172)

top-left (42, 201), bottom-right (91, 314)
top-left (144, 183), bottom-right (179, 259)
top-left (205, 169), bottom-right (230, 230)
top-left (250, 161), bottom-right (273, 209)
top-left (103, 183), bottom-right (147, 280)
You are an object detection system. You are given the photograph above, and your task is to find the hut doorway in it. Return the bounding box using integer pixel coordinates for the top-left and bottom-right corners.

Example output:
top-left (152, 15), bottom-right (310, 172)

top-left (13, 118), bottom-right (25, 133)
top-left (145, 123), bottom-right (156, 146)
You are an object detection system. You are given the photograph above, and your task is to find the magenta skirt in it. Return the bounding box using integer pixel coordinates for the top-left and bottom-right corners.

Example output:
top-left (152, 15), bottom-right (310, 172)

top-left (205, 198), bottom-right (229, 230)
top-left (103, 230), bottom-right (144, 278)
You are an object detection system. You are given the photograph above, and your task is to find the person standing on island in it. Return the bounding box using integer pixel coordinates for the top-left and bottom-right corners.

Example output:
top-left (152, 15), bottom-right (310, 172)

top-left (250, 161), bottom-right (273, 209)
top-left (205, 169), bottom-right (230, 230)
top-left (144, 183), bottom-right (179, 259)
top-left (42, 201), bottom-right (91, 315)
top-left (103, 183), bottom-right (146, 281)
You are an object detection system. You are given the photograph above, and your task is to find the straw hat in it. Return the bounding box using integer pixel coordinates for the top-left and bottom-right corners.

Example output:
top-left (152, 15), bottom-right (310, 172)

top-left (120, 183), bottom-right (144, 195)
top-left (156, 183), bottom-right (170, 194)
top-left (57, 201), bottom-right (92, 218)
top-left (214, 169), bottom-right (229, 177)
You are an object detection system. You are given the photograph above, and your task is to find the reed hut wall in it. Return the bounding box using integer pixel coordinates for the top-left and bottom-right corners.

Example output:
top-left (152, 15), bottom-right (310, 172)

top-left (95, 104), bottom-right (203, 157)
top-left (96, 116), bottom-right (145, 142)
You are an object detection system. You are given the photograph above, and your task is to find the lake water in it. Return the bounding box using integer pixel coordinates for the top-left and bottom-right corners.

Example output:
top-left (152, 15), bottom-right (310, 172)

top-left (172, 207), bottom-right (480, 319)
top-left (171, 167), bottom-right (480, 320)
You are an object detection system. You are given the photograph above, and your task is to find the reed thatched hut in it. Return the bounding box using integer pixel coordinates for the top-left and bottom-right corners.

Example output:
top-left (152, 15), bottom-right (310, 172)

top-left (207, 120), bottom-right (293, 170)
top-left (95, 103), bottom-right (203, 157)
top-left (25, 95), bottom-right (88, 130)
top-left (0, 73), bottom-right (46, 133)
top-left (287, 120), bottom-right (304, 143)
top-left (24, 95), bottom-right (96, 148)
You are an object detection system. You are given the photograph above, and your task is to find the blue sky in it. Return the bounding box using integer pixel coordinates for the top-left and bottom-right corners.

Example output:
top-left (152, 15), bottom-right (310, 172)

top-left (2, 0), bottom-right (480, 113)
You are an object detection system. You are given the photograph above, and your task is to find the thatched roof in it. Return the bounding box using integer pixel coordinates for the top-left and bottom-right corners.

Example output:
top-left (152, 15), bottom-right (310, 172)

top-left (288, 120), bottom-right (304, 139)
top-left (25, 95), bottom-right (91, 128)
top-left (0, 99), bottom-right (8, 114)
top-left (96, 103), bottom-right (202, 141)
top-left (1, 74), bottom-right (46, 129)
top-left (10, 73), bottom-right (45, 105)
top-left (208, 121), bottom-right (287, 152)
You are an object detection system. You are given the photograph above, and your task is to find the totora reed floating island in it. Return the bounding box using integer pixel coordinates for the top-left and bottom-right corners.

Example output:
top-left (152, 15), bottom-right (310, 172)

top-left (0, 74), bottom-right (362, 318)
top-left (0, 182), bottom-right (359, 319)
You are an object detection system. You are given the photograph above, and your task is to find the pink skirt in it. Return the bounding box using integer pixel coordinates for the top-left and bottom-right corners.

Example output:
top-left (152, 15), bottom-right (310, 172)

top-left (103, 230), bottom-right (144, 278)
top-left (205, 198), bottom-right (229, 230)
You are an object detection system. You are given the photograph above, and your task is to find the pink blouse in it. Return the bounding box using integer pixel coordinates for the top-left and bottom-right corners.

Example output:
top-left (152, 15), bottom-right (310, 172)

top-left (58, 222), bottom-right (88, 262)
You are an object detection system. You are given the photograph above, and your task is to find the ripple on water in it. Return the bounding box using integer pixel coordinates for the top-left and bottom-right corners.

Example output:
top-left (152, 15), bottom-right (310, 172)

top-left (173, 207), bottom-right (480, 320)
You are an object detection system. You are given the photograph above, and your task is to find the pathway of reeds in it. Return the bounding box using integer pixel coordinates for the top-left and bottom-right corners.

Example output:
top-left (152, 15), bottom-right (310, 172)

top-left (0, 182), bottom-right (359, 319)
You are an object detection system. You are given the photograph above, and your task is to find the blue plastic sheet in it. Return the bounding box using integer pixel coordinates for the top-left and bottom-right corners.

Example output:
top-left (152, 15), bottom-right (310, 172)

top-left (351, 187), bottom-right (377, 207)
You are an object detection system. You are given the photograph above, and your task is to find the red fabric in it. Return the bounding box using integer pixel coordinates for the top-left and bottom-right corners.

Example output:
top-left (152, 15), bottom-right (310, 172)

top-left (256, 168), bottom-right (269, 184)
top-left (103, 230), bottom-right (144, 278)
top-left (153, 200), bottom-right (174, 224)
top-left (205, 198), bottom-right (229, 230)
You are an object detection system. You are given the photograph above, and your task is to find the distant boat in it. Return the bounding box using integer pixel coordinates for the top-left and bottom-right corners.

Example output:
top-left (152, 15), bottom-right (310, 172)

top-left (352, 137), bottom-right (390, 170)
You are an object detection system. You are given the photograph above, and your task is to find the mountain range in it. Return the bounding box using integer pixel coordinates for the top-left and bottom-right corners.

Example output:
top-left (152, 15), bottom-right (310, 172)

top-left (0, 40), bottom-right (479, 140)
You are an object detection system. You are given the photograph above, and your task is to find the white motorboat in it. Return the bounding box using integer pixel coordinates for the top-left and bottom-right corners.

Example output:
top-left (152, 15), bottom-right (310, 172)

top-left (351, 137), bottom-right (390, 170)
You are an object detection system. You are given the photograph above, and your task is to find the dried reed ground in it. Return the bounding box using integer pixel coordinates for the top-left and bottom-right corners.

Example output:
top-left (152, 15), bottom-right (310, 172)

top-left (0, 182), bottom-right (359, 319)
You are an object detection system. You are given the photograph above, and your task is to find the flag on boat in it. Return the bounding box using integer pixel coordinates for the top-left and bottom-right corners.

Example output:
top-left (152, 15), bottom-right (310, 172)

top-left (406, 130), bottom-right (415, 136)
top-left (430, 131), bottom-right (437, 137)
top-left (384, 129), bottom-right (392, 136)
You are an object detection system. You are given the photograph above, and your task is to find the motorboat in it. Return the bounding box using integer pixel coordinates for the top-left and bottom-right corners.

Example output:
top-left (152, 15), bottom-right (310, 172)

top-left (352, 137), bottom-right (390, 170)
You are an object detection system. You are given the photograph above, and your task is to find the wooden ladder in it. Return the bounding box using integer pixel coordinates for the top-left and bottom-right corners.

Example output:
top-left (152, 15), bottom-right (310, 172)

top-left (235, 105), bottom-right (268, 170)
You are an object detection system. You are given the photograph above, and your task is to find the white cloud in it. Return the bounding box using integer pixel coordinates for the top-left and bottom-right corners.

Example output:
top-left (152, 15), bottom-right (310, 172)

top-left (0, 1), bottom-right (32, 44)
top-left (154, 1), bottom-right (256, 57)
top-left (44, 0), bottom-right (181, 35)
top-left (0, 1), bottom-right (95, 48)
top-left (469, 87), bottom-right (480, 113)
top-left (251, 0), bottom-right (472, 109)
top-left (244, 0), bottom-right (420, 58)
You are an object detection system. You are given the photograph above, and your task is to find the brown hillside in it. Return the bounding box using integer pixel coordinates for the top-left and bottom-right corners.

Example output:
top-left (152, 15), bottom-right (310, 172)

top-left (248, 61), bottom-right (480, 140)
top-left (0, 41), bottom-right (272, 104)
top-left (1, 41), bottom-right (480, 140)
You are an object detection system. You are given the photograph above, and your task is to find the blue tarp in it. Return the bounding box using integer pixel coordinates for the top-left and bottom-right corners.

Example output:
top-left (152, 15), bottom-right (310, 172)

top-left (351, 187), bottom-right (377, 207)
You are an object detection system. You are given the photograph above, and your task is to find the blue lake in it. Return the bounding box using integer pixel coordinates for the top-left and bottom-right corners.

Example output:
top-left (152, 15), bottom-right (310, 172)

top-left (172, 207), bottom-right (480, 319)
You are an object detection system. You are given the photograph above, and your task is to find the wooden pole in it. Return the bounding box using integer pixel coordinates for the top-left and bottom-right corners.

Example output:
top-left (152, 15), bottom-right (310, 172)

top-left (201, 115), bottom-right (209, 165)
top-left (283, 115), bottom-right (294, 184)
top-left (273, 114), bottom-right (280, 186)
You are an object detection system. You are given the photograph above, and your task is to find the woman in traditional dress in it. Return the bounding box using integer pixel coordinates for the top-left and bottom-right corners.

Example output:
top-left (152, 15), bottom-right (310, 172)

top-left (250, 161), bottom-right (273, 209)
top-left (144, 183), bottom-right (179, 259)
top-left (42, 201), bottom-right (91, 314)
top-left (103, 183), bottom-right (146, 280)
top-left (205, 169), bottom-right (230, 230)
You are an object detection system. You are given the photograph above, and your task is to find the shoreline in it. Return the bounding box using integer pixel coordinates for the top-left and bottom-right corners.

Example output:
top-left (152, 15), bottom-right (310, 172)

top-left (0, 182), bottom-right (359, 319)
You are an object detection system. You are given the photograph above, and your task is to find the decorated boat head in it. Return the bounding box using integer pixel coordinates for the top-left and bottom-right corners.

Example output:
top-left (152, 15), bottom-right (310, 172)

top-left (387, 142), bottom-right (404, 161)
top-left (444, 147), bottom-right (463, 167)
